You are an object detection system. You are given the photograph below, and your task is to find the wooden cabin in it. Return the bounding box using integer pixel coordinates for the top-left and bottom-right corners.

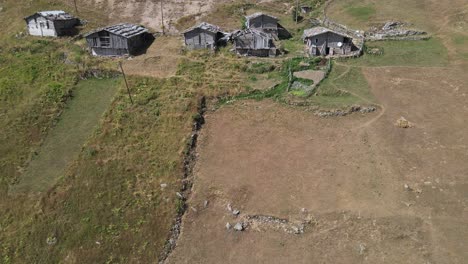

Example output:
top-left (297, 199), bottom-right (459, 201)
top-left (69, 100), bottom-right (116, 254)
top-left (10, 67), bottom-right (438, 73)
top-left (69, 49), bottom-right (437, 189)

top-left (232, 29), bottom-right (277, 57)
top-left (303, 27), bottom-right (354, 56)
top-left (245, 13), bottom-right (279, 36)
top-left (84, 23), bottom-right (153, 57)
top-left (24, 11), bottom-right (79, 37)
top-left (183, 22), bottom-right (225, 50)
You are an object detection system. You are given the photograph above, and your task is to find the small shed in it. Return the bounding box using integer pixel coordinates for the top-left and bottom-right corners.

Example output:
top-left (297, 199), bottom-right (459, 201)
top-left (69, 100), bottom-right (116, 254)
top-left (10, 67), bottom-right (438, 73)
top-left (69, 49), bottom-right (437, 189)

top-left (245, 13), bottom-right (279, 36)
top-left (183, 22), bottom-right (225, 50)
top-left (84, 23), bottom-right (153, 57)
top-left (232, 29), bottom-right (277, 57)
top-left (303, 27), bottom-right (355, 56)
top-left (24, 11), bottom-right (79, 37)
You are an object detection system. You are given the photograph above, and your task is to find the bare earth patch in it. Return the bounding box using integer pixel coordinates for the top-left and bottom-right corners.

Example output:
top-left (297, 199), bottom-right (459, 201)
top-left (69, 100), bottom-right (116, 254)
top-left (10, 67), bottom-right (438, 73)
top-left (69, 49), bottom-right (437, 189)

top-left (122, 36), bottom-right (182, 78)
top-left (166, 63), bottom-right (468, 263)
top-left (294, 70), bottom-right (326, 85)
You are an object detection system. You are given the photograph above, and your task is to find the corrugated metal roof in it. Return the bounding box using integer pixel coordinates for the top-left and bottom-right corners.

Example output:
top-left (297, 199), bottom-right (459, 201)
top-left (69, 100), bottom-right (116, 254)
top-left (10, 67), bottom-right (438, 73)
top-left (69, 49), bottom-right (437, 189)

top-left (245, 12), bottom-right (278, 21)
top-left (85, 23), bottom-right (149, 38)
top-left (183, 22), bottom-right (221, 34)
top-left (25, 10), bottom-right (76, 21)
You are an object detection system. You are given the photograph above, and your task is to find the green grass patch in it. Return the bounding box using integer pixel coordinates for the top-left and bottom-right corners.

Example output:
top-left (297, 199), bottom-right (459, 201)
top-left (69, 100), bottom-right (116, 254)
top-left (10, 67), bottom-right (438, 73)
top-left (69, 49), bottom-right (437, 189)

top-left (349, 38), bottom-right (449, 67)
top-left (346, 5), bottom-right (376, 21)
top-left (452, 34), bottom-right (468, 45)
top-left (10, 78), bottom-right (120, 193)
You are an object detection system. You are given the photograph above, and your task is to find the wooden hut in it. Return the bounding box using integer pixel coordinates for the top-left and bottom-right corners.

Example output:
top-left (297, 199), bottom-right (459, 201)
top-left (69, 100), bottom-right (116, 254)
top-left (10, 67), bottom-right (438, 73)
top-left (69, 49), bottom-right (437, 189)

top-left (84, 23), bottom-right (153, 57)
top-left (24, 11), bottom-right (79, 37)
top-left (183, 22), bottom-right (225, 50)
top-left (302, 26), bottom-right (355, 56)
top-left (232, 29), bottom-right (277, 57)
top-left (245, 13), bottom-right (279, 36)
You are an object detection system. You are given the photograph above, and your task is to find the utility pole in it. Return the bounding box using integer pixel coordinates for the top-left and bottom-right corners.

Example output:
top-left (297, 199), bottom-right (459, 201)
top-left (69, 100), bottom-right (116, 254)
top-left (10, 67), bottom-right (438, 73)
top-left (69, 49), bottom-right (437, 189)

top-left (295, 0), bottom-right (299, 24)
top-left (160, 0), bottom-right (165, 35)
top-left (119, 62), bottom-right (134, 105)
top-left (73, 0), bottom-right (78, 14)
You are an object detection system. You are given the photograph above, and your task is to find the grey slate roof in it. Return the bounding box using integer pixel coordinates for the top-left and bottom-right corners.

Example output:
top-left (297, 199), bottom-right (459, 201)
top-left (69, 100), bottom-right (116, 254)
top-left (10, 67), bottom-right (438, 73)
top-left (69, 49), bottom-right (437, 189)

top-left (84, 23), bottom-right (149, 38)
top-left (232, 28), bottom-right (272, 39)
top-left (183, 22), bottom-right (221, 34)
top-left (25, 10), bottom-right (76, 21)
top-left (245, 12), bottom-right (278, 21)
top-left (302, 26), bottom-right (350, 39)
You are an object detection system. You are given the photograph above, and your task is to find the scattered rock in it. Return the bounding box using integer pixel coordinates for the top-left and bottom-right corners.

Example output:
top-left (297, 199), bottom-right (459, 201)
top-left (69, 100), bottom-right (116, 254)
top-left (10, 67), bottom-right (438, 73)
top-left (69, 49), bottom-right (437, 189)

top-left (424, 181), bottom-right (432, 185)
top-left (299, 61), bottom-right (310, 67)
top-left (358, 243), bottom-right (367, 255)
top-left (190, 206), bottom-right (198, 212)
top-left (234, 222), bottom-right (245, 231)
top-left (301, 208), bottom-right (307, 213)
top-left (227, 203), bottom-right (233, 212)
top-left (203, 200), bottom-right (209, 208)
top-left (226, 222), bottom-right (232, 230)
top-left (46, 236), bottom-right (57, 246)
top-left (176, 192), bottom-right (184, 199)
top-left (315, 105), bottom-right (376, 118)
top-left (160, 183), bottom-right (167, 189)
top-left (360, 106), bottom-right (377, 113)
top-left (291, 81), bottom-right (312, 92)
top-left (395, 117), bottom-right (413, 128)
top-left (95, 241), bottom-right (101, 245)
top-left (404, 184), bottom-right (412, 191)
top-left (232, 209), bottom-right (240, 216)
top-left (366, 21), bottom-right (428, 41)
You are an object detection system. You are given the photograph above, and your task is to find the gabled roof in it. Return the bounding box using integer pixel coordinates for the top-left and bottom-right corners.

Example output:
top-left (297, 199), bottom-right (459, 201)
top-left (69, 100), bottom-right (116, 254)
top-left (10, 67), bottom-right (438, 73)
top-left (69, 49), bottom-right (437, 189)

top-left (84, 23), bottom-right (149, 38)
top-left (302, 26), bottom-right (351, 39)
top-left (25, 10), bottom-right (76, 21)
top-left (183, 22), bottom-right (221, 34)
top-left (245, 12), bottom-right (278, 21)
top-left (232, 28), bottom-right (273, 40)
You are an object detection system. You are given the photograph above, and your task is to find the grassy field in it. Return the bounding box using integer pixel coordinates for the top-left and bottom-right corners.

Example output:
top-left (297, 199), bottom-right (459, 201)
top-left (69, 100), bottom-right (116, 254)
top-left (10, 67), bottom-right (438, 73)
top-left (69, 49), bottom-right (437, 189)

top-left (2, 0), bottom-right (457, 262)
top-left (346, 5), bottom-right (376, 21)
top-left (10, 78), bottom-right (120, 193)
top-left (350, 38), bottom-right (449, 67)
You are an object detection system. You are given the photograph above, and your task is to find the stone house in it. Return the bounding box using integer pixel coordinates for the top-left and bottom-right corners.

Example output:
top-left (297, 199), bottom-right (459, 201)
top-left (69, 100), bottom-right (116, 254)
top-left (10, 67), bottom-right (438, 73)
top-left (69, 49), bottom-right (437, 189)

top-left (84, 23), bottom-right (153, 57)
top-left (302, 26), bottom-right (355, 56)
top-left (232, 29), bottom-right (277, 57)
top-left (183, 22), bottom-right (225, 50)
top-left (24, 11), bottom-right (79, 37)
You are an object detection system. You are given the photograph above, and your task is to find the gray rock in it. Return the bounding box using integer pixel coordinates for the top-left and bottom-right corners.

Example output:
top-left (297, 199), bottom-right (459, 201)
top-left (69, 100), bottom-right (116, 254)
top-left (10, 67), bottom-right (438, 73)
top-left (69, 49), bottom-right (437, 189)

top-left (203, 200), bottom-right (209, 208)
top-left (160, 183), bottom-right (167, 189)
top-left (234, 222), bottom-right (244, 231)
top-left (227, 203), bottom-right (232, 212)
top-left (226, 222), bottom-right (232, 230)
top-left (358, 243), bottom-right (367, 255)
top-left (232, 210), bottom-right (240, 216)
top-left (46, 236), bottom-right (57, 245)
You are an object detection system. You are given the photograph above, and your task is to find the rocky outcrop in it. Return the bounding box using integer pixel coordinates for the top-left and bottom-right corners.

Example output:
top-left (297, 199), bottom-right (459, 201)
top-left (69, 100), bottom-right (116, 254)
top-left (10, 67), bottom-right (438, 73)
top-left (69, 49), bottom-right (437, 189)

top-left (366, 21), bottom-right (428, 41)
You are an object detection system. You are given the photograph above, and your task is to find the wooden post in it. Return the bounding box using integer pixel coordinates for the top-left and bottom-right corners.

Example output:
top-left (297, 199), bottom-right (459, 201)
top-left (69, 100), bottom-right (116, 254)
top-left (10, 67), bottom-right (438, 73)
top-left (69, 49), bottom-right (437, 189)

top-left (73, 0), bottom-right (78, 14)
top-left (160, 0), bottom-right (165, 35)
top-left (295, 0), bottom-right (299, 24)
top-left (119, 62), bottom-right (134, 105)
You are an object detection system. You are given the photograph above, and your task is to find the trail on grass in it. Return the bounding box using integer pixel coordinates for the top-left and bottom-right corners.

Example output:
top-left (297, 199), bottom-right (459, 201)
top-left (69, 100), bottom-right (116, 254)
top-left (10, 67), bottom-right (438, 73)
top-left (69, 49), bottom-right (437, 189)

top-left (10, 78), bottom-right (120, 193)
top-left (330, 62), bottom-right (387, 130)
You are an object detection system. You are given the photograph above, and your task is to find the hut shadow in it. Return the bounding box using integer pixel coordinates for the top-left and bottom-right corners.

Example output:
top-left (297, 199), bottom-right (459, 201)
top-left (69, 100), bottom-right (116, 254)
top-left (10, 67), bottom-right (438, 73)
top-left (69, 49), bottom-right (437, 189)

top-left (132, 33), bottom-right (156, 56)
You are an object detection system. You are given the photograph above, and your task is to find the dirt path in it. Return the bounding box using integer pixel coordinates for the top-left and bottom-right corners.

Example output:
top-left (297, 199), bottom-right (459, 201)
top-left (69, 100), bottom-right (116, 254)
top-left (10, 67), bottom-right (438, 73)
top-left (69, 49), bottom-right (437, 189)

top-left (10, 78), bottom-right (120, 193)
